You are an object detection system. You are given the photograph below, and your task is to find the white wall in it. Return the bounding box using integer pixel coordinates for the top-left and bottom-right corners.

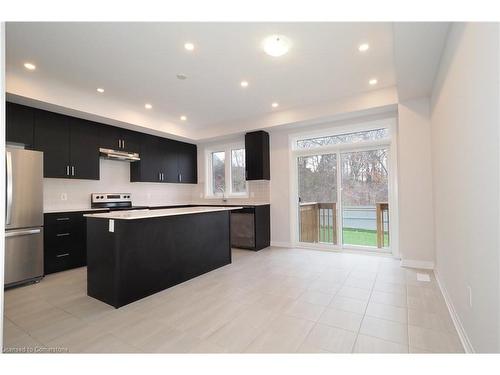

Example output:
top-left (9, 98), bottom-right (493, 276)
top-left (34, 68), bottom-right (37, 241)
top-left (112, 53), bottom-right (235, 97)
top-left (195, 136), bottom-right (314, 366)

top-left (430, 22), bottom-right (500, 352)
top-left (397, 98), bottom-right (435, 267)
top-left (44, 158), bottom-right (195, 211)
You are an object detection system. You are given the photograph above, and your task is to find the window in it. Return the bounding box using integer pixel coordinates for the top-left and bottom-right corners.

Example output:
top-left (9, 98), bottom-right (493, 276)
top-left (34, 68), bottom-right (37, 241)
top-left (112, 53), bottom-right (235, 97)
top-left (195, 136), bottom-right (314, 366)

top-left (206, 144), bottom-right (247, 197)
top-left (296, 128), bottom-right (389, 149)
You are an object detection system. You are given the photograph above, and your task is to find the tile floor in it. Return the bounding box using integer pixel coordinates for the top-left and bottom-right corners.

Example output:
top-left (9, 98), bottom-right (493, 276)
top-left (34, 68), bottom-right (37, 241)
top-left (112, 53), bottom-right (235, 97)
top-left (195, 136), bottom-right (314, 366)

top-left (2, 247), bottom-right (464, 353)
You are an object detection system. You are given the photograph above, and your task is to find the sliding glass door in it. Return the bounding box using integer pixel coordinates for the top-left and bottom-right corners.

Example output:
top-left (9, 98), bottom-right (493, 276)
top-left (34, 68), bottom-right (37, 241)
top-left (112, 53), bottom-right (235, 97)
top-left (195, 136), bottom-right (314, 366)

top-left (297, 153), bottom-right (338, 244)
top-left (340, 148), bottom-right (389, 248)
top-left (294, 127), bottom-right (392, 251)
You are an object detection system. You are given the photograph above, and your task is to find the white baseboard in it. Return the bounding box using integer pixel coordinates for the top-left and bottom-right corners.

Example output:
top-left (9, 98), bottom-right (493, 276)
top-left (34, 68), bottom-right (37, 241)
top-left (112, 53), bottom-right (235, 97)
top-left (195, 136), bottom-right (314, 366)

top-left (400, 259), bottom-right (435, 270)
top-left (270, 241), bottom-right (293, 248)
top-left (434, 269), bottom-right (474, 353)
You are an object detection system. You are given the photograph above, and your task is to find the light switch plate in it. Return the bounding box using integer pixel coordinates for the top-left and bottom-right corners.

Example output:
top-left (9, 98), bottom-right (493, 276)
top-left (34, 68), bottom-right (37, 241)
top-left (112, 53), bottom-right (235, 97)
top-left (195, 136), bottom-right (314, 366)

top-left (416, 273), bottom-right (431, 282)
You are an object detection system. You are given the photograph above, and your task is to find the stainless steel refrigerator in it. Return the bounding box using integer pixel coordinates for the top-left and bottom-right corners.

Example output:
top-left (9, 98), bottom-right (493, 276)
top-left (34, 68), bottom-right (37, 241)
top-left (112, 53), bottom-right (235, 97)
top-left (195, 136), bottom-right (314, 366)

top-left (5, 147), bottom-right (44, 287)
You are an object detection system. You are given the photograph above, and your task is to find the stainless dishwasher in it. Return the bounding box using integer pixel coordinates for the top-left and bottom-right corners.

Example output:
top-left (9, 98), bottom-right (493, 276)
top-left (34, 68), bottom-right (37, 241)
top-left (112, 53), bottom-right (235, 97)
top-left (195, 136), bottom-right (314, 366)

top-left (230, 208), bottom-right (255, 249)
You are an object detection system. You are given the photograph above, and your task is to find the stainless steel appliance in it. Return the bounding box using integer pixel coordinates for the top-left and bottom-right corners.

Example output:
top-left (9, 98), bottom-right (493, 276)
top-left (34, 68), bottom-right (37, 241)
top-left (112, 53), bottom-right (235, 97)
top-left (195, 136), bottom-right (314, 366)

top-left (91, 193), bottom-right (148, 211)
top-left (99, 148), bottom-right (140, 162)
top-left (5, 147), bottom-right (44, 287)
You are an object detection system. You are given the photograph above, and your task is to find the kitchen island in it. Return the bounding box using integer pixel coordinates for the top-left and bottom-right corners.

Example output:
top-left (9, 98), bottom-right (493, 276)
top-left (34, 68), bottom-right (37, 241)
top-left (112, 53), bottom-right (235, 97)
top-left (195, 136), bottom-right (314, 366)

top-left (84, 206), bottom-right (241, 308)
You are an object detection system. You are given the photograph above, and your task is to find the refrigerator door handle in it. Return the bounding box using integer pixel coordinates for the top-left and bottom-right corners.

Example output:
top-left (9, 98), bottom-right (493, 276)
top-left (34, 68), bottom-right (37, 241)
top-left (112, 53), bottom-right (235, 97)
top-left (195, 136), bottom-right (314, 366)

top-left (6, 151), bottom-right (13, 225)
top-left (5, 228), bottom-right (41, 238)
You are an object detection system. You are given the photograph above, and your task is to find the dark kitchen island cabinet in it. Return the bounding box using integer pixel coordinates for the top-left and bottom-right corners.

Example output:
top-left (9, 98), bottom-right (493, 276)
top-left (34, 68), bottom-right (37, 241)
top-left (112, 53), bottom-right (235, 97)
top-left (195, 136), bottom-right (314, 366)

top-left (85, 207), bottom-right (238, 308)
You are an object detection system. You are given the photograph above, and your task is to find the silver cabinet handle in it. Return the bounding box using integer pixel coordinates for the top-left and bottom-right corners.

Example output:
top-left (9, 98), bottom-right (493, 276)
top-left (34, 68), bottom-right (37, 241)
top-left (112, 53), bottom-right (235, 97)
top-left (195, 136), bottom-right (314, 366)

top-left (161, 173), bottom-right (164, 181)
top-left (122, 139), bottom-right (125, 149)
top-left (71, 166), bottom-right (75, 176)
top-left (6, 151), bottom-right (12, 225)
top-left (56, 253), bottom-right (70, 258)
top-left (66, 165), bottom-right (70, 176)
top-left (5, 228), bottom-right (41, 238)
top-left (179, 173), bottom-right (182, 182)
top-left (56, 233), bottom-right (70, 237)
top-left (158, 172), bottom-right (161, 181)
top-left (118, 139), bottom-right (121, 149)
top-left (56, 217), bottom-right (70, 221)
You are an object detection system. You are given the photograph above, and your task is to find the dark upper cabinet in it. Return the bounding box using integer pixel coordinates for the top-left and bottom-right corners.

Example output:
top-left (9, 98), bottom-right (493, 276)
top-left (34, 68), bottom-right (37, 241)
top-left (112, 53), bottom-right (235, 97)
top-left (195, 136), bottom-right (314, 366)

top-left (130, 134), bottom-right (163, 182)
top-left (131, 135), bottom-right (197, 184)
top-left (245, 130), bottom-right (270, 180)
top-left (6, 102), bottom-right (35, 148)
top-left (68, 118), bottom-right (100, 180)
top-left (34, 109), bottom-right (71, 178)
top-left (162, 139), bottom-right (181, 183)
top-left (34, 110), bottom-right (100, 180)
top-left (99, 125), bottom-right (140, 153)
top-left (177, 141), bottom-right (198, 184)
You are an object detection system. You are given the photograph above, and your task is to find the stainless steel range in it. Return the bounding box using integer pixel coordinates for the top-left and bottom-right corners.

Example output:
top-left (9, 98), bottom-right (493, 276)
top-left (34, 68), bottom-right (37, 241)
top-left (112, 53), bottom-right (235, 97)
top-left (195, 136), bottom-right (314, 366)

top-left (91, 193), bottom-right (149, 211)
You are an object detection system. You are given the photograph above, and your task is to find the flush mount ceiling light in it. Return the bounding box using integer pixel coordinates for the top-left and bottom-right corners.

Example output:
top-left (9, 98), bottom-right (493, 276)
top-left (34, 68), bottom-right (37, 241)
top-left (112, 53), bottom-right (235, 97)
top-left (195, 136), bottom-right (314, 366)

top-left (271, 102), bottom-right (279, 108)
top-left (184, 42), bottom-right (195, 51)
top-left (262, 35), bottom-right (291, 57)
top-left (176, 73), bottom-right (188, 80)
top-left (144, 103), bottom-right (153, 109)
top-left (96, 88), bottom-right (104, 93)
top-left (23, 62), bottom-right (36, 70)
top-left (180, 115), bottom-right (187, 121)
top-left (240, 80), bottom-right (249, 88)
top-left (358, 43), bottom-right (370, 52)
top-left (369, 78), bottom-right (378, 86)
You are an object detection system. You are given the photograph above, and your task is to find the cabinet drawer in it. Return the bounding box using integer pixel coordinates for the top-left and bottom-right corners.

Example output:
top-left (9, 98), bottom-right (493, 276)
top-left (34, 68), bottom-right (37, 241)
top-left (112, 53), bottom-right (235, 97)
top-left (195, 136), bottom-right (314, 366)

top-left (44, 249), bottom-right (83, 274)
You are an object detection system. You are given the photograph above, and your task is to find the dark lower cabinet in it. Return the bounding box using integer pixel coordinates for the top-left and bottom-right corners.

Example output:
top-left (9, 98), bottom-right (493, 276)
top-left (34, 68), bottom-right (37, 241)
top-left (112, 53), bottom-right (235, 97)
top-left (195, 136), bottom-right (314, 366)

top-left (230, 205), bottom-right (270, 250)
top-left (44, 210), bottom-right (105, 274)
top-left (6, 102), bottom-right (35, 148)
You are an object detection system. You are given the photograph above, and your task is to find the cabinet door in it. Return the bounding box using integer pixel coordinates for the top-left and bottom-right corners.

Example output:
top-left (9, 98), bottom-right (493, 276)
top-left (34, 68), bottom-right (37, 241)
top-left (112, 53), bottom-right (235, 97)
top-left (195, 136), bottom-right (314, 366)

top-left (69, 118), bottom-right (100, 180)
top-left (121, 129), bottom-right (141, 154)
top-left (177, 141), bottom-right (198, 184)
top-left (34, 110), bottom-right (71, 178)
top-left (161, 139), bottom-right (180, 183)
top-left (131, 134), bottom-right (162, 182)
top-left (245, 131), bottom-right (270, 180)
top-left (6, 102), bottom-right (34, 148)
top-left (99, 125), bottom-right (122, 150)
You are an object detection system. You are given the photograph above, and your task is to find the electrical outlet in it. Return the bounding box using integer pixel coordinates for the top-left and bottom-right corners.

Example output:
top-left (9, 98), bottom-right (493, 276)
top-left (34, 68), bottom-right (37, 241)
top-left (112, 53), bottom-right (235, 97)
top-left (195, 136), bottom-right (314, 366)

top-left (467, 285), bottom-right (473, 307)
top-left (60, 193), bottom-right (67, 201)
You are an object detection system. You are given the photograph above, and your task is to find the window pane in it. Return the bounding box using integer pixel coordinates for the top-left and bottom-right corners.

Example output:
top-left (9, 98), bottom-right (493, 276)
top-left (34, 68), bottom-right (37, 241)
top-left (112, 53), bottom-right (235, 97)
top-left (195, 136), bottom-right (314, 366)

top-left (296, 128), bottom-right (389, 149)
top-left (231, 149), bottom-right (246, 193)
top-left (211, 151), bottom-right (225, 195)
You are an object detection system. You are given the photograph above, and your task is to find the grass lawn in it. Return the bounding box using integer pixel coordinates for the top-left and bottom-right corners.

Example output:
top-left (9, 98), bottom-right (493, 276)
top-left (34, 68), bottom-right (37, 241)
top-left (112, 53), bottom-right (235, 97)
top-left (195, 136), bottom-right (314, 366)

top-left (319, 227), bottom-right (389, 247)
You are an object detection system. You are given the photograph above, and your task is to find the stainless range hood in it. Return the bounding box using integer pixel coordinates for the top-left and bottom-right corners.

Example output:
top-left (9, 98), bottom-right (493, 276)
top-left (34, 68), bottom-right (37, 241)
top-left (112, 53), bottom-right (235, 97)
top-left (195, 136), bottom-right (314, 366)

top-left (99, 148), bottom-right (140, 161)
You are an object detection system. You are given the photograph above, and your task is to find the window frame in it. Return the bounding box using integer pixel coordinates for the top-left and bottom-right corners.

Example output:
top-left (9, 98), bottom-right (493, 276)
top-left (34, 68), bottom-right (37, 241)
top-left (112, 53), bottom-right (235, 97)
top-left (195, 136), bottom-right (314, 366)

top-left (205, 142), bottom-right (248, 199)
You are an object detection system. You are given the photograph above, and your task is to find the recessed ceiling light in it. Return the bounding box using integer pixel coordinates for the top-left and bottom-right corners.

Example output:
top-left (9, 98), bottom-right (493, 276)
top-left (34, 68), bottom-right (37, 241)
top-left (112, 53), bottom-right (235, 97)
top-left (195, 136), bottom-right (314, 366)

top-left (96, 88), bottom-right (104, 93)
top-left (184, 42), bottom-right (195, 51)
top-left (358, 43), bottom-right (370, 52)
top-left (176, 73), bottom-right (188, 80)
top-left (23, 62), bottom-right (36, 70)
top-left (271, 102), bottom-right (279, 108)
top-left (262, 35), bottom-right (291, 57)
top-left (145, 103), bottom-right (153, 109)
top-left (180, 115), bottom-right (187, 121)
top-left (240, 81), bottom-right (249, 88)
top-left (369, 78), bottom-right (378, 86)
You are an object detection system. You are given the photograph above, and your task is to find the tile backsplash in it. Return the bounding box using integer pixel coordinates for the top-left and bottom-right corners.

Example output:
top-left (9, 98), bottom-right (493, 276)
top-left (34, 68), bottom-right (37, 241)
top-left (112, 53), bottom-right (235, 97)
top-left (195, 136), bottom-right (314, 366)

top-left (43, 158), bottom-right (270, 211)
top-left (43, 159), bottom-right (195, 211)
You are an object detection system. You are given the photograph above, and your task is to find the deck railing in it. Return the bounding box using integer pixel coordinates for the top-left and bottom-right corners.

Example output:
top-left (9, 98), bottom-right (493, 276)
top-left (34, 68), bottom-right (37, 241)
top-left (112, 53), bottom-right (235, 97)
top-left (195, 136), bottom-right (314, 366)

top-left (299, 202), bottom-right (389, 248)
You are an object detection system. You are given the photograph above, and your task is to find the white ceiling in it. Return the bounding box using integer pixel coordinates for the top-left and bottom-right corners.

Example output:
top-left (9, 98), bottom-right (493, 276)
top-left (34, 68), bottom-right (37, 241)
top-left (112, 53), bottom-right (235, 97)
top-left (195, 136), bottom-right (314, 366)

top-left (5, 22), bottom-right (449, 140)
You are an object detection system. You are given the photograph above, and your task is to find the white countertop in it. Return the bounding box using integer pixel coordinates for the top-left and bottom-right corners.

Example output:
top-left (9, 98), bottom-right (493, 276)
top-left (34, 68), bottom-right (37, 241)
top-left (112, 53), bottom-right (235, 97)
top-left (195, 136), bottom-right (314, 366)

top-left (44, 207), bottom-right (111, 214)
top-left (84, 206), bottom-right (243, 220)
